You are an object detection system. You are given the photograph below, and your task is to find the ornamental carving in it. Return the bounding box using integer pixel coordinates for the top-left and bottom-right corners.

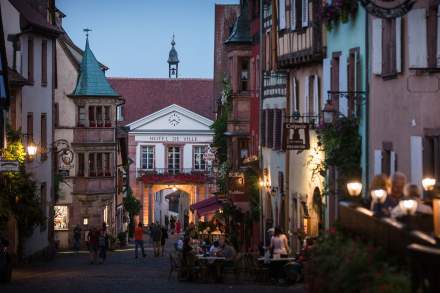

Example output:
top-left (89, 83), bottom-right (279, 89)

top-left (359, 0), bottom-right (416, 18)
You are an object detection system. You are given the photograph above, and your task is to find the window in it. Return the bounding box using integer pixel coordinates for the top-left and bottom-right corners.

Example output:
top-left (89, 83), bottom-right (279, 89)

top-left (104, 106), bottom-right (111, 127)
top-left (168, 146), bottom-right (181, 174)
top-left (41, 113), bottom-right (47, 160)
top-left (104, 153), bottom-right (111, 176)
top-left (382, 18), bottom-right (397, 75)
top-left (291, 0), bottom-right (307, 30)
top-left (77, 153), bottom-right (85, 177)
top-left (274, 109), bottom-right (283, 150)
top-left (96, 106), bottom-right (103, 127)
top-left (117, 105), bottom-right (124, 121)
top-left (54, 103), bottom-right (59, 127)
top-left (88, 106), bottom-right (95, 127)
top-left (347, 48), bottom-right (361, 117)
top-left (424, 135), bottom-right (440, 181)
top-left (28, 37), bottom-right (34, 82)
top-left (89, 153), bottom-right (96, 177)
top-left (97, 153), bottom-right (103, 176)
top-left (141, 146), bottom-right (155, 170)
top-left (308, 75), bottom-right (315, 116)
top-left (427, 5), bottom-right (439, 68)
top-left (77, 105), bottom-right (86, 127)
top-left (261, 110), bottom-right (267, 147)
top-left (331, 54), bottom-right (340, 110)
top-left (193, 146), bottom-right (207, 170)
top-left (27, 112), bottom-right (33, 143)
top-left (41, 40), bottom-right (47, 86)
top-left (239, 58), bottom-right (250, 92)
top-left (279, 0), bottom-right (286, 30)
top-left (238, 139), bottom-right (249, 160)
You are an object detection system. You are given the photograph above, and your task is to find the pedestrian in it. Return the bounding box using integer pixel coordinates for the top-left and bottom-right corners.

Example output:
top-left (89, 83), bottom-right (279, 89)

top-left (160, 225), bottom-right (168, 256)
top-left (270, 227), bottom-right (289, 258)
top-left (73, 224), bottom-right (81, 252)
top-left (170, 216), bottom-right (176, 235)
top-left (87, 227), bottom-right (99, 264)
top-left (98, 223), bottom-right (108, 264)
top-left (151, 223), bottom-right (162, 257)
top-left (175, 219), bottom-right (181, 235)
top-left (134, 222), bottom-right (146, 258)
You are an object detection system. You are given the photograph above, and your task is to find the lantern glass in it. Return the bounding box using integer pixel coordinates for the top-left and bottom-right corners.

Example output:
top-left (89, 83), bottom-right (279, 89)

top-left (27, 142), bottom-right (38, 157)
top-left (172, 186), bottom-right (178, 192)
top-left (399, 198), bottom-right (418, 216)
top-left (371, 189), bottom-right (387, 203)
top-left (422, 177), bottom-right (436, 191)
top-left (259, 178), bottom-right (264, 188)
top-left (347, 181), bottom-right (362, 197)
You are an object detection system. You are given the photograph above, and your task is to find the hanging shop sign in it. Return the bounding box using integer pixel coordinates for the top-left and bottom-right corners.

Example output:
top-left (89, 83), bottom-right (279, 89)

top-left (0, 160), bottom-right (19, 172)
top-left (284, 122), bottom-right (310, 150)
top-left (360, 0), bottom-right (415, 18)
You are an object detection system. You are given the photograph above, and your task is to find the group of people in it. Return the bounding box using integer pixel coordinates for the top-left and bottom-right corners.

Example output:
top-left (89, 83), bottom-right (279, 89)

top-left (134, 222), bottom-right (169, 258)
top-left (370, 172), bottom-right (433, 218)
top-left (83, 223), bottom-right (109, 265)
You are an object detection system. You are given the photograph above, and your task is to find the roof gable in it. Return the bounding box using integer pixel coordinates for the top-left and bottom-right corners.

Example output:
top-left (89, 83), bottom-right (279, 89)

top-left (128, 104), bottom-right (213, 133)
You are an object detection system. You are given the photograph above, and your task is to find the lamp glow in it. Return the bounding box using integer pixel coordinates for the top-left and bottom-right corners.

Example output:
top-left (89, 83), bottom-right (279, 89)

top-left (259, 178), bottom-right (264, 188)
top-left (399, 198), bottom-right (418, 216)
top-left (371, 189), bottom-right (387, 203)
top-left (422, 177), bottom-right (436, 191)
top-left (27, 142), bottom-right (38, 157)
top-left (347, 181), bottom-right (362, 197)
top-left (172, 186), bottom-right (178, 192)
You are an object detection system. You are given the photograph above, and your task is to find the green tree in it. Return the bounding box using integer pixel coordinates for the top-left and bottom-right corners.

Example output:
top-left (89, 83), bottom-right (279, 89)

top-left (123, 187), bottom-right (141, 238)
top-left (0, 127), bottom-right (45, 258)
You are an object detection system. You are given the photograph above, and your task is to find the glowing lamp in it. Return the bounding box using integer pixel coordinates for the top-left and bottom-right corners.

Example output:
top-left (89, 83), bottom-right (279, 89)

top-left (347, 181), bottom-right (362, 197)
top-left (27, 142), bottom-right (38, 157)
top-left (422, 177), bottom-right (436, 191)
top-left (371, 189), bottom-right (387, 203)
top-left (399, 198), bottom-right (418, 216)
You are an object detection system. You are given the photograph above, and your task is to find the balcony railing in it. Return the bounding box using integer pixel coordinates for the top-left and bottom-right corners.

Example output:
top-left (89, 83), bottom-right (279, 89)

top-left (72, 177), bottom-right (115, 195)
top-left (73, 128), bottom-right (115, 144)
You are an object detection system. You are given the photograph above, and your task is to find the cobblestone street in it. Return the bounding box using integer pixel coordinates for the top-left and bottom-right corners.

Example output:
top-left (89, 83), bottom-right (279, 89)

top-left (2, 237), bottom-right (304, 293)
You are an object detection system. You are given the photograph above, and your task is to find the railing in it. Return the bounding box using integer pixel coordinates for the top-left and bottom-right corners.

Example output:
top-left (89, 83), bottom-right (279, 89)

top-left (73, 128), bottom-right (115, 144)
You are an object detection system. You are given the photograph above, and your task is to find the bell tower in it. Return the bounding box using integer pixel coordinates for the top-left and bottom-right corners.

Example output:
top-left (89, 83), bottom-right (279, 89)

top-left (167, 35), bottom-right (179, 78)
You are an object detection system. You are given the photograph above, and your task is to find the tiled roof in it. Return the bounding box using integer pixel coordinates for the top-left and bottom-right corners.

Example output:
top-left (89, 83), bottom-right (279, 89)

top-left (224, 0), bottom-right (252, 44)
top-left (71, 38), bottom-right (119, 97)
top-left (108, 78), bottom-right (214, 125)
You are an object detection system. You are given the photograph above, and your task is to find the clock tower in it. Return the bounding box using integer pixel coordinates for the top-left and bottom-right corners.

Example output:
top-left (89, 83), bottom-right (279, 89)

top-left (167, 35), bottom-right (179, 78)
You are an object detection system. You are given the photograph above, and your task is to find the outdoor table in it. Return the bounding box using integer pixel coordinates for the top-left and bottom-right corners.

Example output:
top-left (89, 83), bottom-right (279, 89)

top-left (197, 256), bottom-right (226, 261)
top-left (258, 257), bottom-right (296, 263)
top-left (196, 256), bottom-right (226, 282)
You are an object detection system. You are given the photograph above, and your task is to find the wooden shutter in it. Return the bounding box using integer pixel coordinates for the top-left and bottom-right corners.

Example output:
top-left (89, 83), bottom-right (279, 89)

top-left (322, 58), bottom-right (331, 108)
top-left (390, 151), bottom-right (397, 176)
top-left (41, 113), bottom-right (47, 157)
top-left (274, 109), bottom-right (282, 150)
top-left (28, 37), bottom-right (34, 82)
top-left (27, 112), bottom-right (33, 142)
top-left (339, 53), bottom-right (348, 116)
top-left (408, 9), bottom-right (428, 68)
top-left (261, 110), bottom-right (267, 147)
top-left (437, 5), bottom-right (440, 67)
top-left (304, 76), bottom-right (309, 116)
top-left (290, 76), bottom-right (297, 114)
top-left (372, 18), bottom-right (383, 75)
top-left (313, 75), bottom-right (319, 116)
top-left (290, 0), bottom-right (296, 30)
top-left (411, 136), bottom-right (423, 187)
top-left (301, 0), bottom-right (308, 27)
top-left (54, 103), bottom-right (59, 128)
top-left (89, 153), bottom-right (95, 176)
top-left (268, 109), bottom-right (274, 148)
top-left (374, 149), bottom-right (382, 175)
top-left (395, 17), bottom-right (402, 73)
top-left (77, 153), bottom-right (85, 177)
top-left (279, 0), bottom-right (286, 30)
top-left (41, 40), bottom-right (47, 86)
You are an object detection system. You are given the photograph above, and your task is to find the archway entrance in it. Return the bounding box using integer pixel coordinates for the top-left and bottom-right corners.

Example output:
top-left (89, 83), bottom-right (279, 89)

top-left (154, 188), bottom-right (190, 228)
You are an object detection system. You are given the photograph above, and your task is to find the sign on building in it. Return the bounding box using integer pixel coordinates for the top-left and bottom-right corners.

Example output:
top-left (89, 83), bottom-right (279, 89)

top-left (0, 160), bottom-right (19, 172)
top-left (284, 122), bottom-right (310, 150)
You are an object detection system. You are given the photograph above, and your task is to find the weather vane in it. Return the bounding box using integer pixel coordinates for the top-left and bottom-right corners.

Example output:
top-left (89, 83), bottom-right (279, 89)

top-left (83, 28), bottom-right (92, 38)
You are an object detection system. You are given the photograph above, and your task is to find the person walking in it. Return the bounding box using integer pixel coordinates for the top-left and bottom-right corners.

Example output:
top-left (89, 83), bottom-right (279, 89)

top-left (134, 222), bottom-right (146, 258)
top-left (270, 227), bottom-right (290, 258)
top-left (160, 225), bottom-right (168, 256)
top-left (151, 223), bottom-right (162, 257)
top-left (98, 223), bottom-right (108, 264)
top-left (73, 224), bottom-right (81, 252)
top-left (88, 227), bottom-right (99, 264)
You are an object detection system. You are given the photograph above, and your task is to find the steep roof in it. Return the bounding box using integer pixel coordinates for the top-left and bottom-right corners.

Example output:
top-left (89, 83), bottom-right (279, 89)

top-left (224, 0), bottom-right (252, 44)
top-left (108, 78), bottom-right (214, 125)
top-left (71, 38), bottom-right (119, 97)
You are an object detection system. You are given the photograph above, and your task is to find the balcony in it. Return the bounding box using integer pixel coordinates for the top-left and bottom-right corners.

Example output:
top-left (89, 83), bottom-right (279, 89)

top-left (73, 128), bottom-right (115, 145)
top-left (72, 177), bottom-right (115, 195)
top-left (137, 168), bottom-right (214, 185)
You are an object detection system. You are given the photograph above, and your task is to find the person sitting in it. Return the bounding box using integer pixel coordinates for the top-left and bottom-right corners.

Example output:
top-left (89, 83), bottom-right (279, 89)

top-left (391, 184), bottom-right (433, 218)
top-left (389, 172), bottom-right (407, 208)
top-left (370, 174), bottom-right (393, 217)
top-left (209, 240), bottom-right (221, 256)
top-left (218, 239), bottom-right (236, 261)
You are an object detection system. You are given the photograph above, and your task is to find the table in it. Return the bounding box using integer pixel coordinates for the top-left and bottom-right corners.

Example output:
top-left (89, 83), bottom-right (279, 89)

top-left (258, 257), bottom-right (296, 263)
top-left (197, 256), bottom-right (226, 261)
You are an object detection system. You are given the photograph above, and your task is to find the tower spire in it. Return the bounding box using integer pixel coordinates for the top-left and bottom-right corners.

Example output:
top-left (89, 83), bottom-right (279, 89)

top-left (167, 34), bottom-right (179, 79)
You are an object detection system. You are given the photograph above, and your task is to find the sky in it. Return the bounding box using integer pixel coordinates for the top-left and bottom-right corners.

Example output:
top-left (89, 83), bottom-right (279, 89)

top-left (56, 0), bottom-right (239, 79)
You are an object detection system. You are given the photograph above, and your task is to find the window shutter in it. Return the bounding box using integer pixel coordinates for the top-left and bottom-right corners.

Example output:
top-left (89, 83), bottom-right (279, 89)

top-left (261, 110), bottom-right (266, 147)
top-left (323, 58), bottom-right (331, 108)
top-left (302, 0), bottom-right (308, 27)
top-left (411, 136), bottom-right (423, 187)
top-left (279, 0), bottom-right (286, 30)
top-left (290, 76), bottom-right (296, 114)
top-left (313, 75), bottom-right (319, 116)
top-left (374, 149), bottom-right (382, 175)
top-left (268, 109), bottom-right (274, 148)
top-left (372, 18), bottom-right (383, 75)
top-left (395, 17), bottom-right (402, 73)
top-left (339, 53), bottom-right (348, 116)
top-left (408, 9), bottom-right (428, 68)
top-left (274, 109), bottom-right (282, 150)
top-left (436, 5), bottom-right (440, 67)
top-left (291, 0), bottom-right (296, 30)
top-left (304, 76), bottom-right (309, 116)
top-left (390, 151), bottom-right (397, 176)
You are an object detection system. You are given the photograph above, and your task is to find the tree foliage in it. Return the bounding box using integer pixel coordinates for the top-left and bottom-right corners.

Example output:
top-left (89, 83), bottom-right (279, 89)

top-left (123, 187), bottom-right (141, 238)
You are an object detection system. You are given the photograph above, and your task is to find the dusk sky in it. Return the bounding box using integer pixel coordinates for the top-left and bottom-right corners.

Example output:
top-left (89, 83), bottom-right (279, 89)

top-left (57, 0), bottom-right (239, 78)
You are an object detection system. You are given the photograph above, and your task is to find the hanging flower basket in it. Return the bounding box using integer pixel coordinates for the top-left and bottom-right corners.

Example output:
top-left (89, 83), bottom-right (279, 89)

top-left (320, 0), bottom-right (358, 31)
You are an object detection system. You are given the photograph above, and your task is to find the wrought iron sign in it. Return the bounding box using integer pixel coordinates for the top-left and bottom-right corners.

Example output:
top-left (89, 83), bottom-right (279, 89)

top-left (359, 0), bottom-right (416, 18)
top-left (284, 122), bottom-right (310, 150)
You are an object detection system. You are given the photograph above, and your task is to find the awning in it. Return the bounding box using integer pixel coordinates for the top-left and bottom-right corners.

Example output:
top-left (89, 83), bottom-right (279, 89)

top-left (190, 196), bottom-right (223, 217)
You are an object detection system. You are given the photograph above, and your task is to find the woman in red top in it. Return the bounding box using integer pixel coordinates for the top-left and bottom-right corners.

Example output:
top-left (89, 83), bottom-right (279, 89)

top-left (134, 222), bottom-right (146, 258)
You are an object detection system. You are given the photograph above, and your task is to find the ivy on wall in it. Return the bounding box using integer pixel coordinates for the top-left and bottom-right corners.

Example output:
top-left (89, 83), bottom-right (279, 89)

top-left (321, 0), bottom-right (358, 31)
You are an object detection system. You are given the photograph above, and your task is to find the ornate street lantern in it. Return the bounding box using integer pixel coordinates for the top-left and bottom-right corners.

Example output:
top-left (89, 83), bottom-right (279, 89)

top-left (347, 181), bottom-right (363, 197)
top-left (26, 142), bottom-right (38, 158)
top-left (322, 101), bottom-right (337, 124)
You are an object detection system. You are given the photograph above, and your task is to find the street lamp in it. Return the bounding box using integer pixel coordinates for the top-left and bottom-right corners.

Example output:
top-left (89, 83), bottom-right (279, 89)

top-left (322, 101), bottom-right (337, 124)
top-left (26, 142), bottom-right (38, 158)
top-left (347, 181), bottom-right (363, 197)
top-left (259, 178), bottom-right (265, 188)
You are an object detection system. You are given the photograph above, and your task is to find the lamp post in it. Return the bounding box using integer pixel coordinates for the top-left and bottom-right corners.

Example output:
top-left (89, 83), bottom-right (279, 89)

top-left (421, 177), bottom-right (440, 243)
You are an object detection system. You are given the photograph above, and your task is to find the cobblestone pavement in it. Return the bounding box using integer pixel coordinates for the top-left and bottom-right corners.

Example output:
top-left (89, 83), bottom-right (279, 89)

top-left (1, 236), bottom-right (305, 293)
